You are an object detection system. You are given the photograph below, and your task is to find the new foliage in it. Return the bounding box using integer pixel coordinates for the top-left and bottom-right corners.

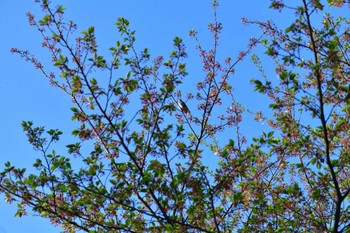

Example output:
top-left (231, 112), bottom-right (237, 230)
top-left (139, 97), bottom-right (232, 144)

top-left (1, 0), bottom-right (350, 232)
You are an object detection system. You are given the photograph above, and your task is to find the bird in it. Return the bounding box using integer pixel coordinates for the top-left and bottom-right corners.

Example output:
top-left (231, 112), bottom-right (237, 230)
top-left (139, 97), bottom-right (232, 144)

top-left (177, 98), bottom-right (191, 115)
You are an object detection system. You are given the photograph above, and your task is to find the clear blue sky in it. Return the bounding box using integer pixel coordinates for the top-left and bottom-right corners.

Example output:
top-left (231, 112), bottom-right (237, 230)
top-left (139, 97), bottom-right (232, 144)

top-left (0, 0), bottom-right (295, 232)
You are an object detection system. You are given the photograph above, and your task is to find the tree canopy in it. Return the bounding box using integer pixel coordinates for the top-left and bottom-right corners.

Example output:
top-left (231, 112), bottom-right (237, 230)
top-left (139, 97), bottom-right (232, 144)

top-left (2, 0), bottom-right (350, 232)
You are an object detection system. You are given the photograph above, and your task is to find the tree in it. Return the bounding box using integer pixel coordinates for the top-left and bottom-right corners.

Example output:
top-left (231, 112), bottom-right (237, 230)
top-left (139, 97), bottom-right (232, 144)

top-left (1, 0), bottom-right (350, 232)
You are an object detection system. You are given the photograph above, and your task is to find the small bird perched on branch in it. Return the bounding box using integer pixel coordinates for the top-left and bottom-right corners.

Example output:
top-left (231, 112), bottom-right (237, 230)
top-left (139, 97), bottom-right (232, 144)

top-left (177, 98), bottom-right (191, 115)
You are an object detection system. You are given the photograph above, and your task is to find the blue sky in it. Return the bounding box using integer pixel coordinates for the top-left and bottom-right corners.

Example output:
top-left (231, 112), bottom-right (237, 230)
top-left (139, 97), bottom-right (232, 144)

top-left (0, 0), bottom-right (296, 232)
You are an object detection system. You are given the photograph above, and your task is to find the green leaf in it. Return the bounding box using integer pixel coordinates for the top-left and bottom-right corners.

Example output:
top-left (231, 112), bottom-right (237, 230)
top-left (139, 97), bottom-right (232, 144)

top-left (90, 78), bottom-right (97, 85)
top-left (72, 129), bottom-right (80, 136)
